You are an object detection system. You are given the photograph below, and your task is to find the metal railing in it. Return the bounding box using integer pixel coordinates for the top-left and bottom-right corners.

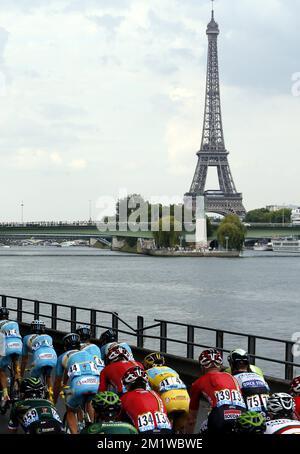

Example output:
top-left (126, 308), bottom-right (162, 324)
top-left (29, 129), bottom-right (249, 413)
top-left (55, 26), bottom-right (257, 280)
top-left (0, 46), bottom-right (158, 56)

top-left (1, 294), bottom-right (299, 381)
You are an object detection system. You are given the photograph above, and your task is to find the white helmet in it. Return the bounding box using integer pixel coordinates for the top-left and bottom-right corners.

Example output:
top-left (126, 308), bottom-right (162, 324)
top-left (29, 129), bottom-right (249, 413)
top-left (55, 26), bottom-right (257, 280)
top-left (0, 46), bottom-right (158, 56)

top-left (267, 393), bottom-right (295, 418)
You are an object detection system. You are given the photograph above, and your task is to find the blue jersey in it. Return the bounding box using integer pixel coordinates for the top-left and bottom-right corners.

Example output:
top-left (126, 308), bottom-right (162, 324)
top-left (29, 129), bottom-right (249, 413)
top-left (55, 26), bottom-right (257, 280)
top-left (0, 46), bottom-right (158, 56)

top-left (56, 349), bottom-right (99, 381)
top-left (23, 334), bottom-right (57, 372)
top-left (80, 343), bottom-right (104, 373)
top-left (0, 320), bottom-right (23, 359)
top-left (101, 342), bottom-right (133, 360)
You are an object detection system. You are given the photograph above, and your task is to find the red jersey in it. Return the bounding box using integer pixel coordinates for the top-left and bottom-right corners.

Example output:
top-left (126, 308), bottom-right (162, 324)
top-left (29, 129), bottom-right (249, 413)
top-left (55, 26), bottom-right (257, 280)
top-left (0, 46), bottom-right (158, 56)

top-left (189, 371), bottom-right (245, 411)
top-left (295, 397), bottom-right (300, 420)
top-left (121, 389), bottom-right (172, 432)
top-left (99, 360), bottom-right (144, 394)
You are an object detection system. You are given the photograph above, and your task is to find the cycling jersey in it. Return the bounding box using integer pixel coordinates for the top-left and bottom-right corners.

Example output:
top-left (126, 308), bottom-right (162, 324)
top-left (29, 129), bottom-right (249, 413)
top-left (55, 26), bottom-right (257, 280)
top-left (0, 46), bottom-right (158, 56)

top-left (265, 419), bottom-right (300, 434)
top-left (121, 389), bottom-right (172, 433)
top-left (80, 343), bottom-right (104, 373)
top-left (23, 333), bottom-right (57, 377)
top-left (232, 371), bottom-right (269, 413)
top-left (294, 397), bottom-right (300, 420)
top-left (99, 360), bottom-right (144, 395)
top-left (146, 366), bottom-right (190, 415)
top-left (81, 421), bottom-right (138, 434)
top-left (56, 349), bottom-right (100, 410)
top-left (0, 320), bottom-right (23, 369)
top-left (8, 398), bottom-right (63, 434)
top-left (101, 342), bottom-right (133, 360)
top-left (190, 371), bottom-right (246, 411)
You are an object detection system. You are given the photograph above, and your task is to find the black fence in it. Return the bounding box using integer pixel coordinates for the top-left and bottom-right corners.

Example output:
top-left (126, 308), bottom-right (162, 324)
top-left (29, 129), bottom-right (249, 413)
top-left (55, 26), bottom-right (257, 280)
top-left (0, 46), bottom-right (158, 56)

top-left (1, 294), bottom-right (299, 381)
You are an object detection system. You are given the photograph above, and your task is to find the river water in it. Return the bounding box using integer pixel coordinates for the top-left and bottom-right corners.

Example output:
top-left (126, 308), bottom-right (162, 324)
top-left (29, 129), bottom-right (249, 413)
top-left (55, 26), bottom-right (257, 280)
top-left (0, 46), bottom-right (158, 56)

top-left (0, 247), bottom-right (299, 377)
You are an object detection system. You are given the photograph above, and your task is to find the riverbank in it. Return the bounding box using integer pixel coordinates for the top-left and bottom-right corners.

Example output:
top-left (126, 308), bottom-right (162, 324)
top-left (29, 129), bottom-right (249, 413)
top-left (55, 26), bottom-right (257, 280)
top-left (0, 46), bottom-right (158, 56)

top-left (141, 249), bottom-right (240, 258)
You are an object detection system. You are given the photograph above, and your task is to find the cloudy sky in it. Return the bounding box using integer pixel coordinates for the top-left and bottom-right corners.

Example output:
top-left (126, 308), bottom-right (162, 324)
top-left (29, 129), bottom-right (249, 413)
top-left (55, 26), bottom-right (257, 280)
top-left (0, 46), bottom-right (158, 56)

top-left (0, 0), bottom-right (299, 221)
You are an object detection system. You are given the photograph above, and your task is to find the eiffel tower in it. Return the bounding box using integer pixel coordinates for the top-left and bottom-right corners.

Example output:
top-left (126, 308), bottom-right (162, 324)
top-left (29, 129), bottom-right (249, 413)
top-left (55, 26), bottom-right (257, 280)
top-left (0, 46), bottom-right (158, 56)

top-left (185, 4), bottom-right (246, 217)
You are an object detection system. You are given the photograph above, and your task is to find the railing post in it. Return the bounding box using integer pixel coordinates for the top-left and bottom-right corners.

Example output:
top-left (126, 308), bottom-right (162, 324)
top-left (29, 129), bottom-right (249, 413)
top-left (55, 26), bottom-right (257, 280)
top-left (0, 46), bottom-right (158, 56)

top-left (137, 316), bottom-right (144, 349)
top-left (160, 321), bottom-right (167, 353)
top-left (216, 330), bottom-right (224, 351)
top-left (17, 298), bottom-right (23, 323)
top-left (187, 325), bottom-right (194, 359)
top-left (112, 312), bottom-right (119, 341)
top-left (285, 342), bottom-right (294, 381)
top-left (248, 336), bottom-right (256, 365)
top-left (90, 310), bottom-right (97, 339)
top-left (51, 304), bottom-right (57, 331)
top-left (70, 306), bottom-right (77, 332)
top-left (34, 301), bottom-right (40, 320)
top-left (2, 295), bottom-right (6, 307)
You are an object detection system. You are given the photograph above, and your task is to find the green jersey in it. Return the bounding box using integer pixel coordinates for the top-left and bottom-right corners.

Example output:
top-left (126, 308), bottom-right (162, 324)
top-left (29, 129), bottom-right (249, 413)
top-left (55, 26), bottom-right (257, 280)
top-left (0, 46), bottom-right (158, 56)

top-left (81, 421), bottom-right (138, 435)
top-left (8, 398), bottom-right (63, 434)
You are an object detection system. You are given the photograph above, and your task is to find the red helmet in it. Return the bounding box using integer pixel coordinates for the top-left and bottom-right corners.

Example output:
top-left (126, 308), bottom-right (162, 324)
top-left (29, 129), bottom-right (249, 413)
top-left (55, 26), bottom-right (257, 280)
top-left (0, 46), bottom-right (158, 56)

top-left (290, 376), bottom-right (300, 396)
top-left (122, 366), bottom-right (148, 389)
top-left (106, 345), bottom-right (131, 364)
top-left (199, 348), bottom-right (223, 369)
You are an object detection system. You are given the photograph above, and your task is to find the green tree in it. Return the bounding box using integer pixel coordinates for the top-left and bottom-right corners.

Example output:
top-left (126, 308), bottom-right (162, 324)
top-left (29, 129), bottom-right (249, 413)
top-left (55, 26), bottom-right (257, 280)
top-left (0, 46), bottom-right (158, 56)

top-left (217, 215), bottom-right (246, 251)
top-left (153, 216), bottom-right (182, 248)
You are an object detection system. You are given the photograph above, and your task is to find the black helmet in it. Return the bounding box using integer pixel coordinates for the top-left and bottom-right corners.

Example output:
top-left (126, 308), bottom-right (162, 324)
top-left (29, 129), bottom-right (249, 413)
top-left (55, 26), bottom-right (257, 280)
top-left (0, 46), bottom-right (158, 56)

top-left (0, 307), bottom-right (9, 320)
top-left (99, 329), bottom-right (117, 347)
top-left (31, 320), bottom-right (46, 334)
top-left (92, 392), bottom-right (121, 421)
top-left (228, 349), bottom-right (250, 371)
top-left (63, 333), bottom-right (81, 351)
top-left (76, 326), bottom-right (91, 342)
top-left (20, 378), bottom-right (46, 399)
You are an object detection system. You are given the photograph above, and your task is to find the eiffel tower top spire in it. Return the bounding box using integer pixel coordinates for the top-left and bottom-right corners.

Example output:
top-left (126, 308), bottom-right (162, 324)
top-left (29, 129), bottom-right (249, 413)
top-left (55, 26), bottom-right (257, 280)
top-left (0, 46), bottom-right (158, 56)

top-left (207, 0), bottom-right (219, 34)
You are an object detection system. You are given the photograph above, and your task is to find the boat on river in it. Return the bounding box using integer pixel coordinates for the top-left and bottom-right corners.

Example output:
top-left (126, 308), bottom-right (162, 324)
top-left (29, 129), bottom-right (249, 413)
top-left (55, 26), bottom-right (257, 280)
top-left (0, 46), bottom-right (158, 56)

top-left (253, 241), bottom-right (273, 251)
top-left (272, 237), bottom-right (300, 253)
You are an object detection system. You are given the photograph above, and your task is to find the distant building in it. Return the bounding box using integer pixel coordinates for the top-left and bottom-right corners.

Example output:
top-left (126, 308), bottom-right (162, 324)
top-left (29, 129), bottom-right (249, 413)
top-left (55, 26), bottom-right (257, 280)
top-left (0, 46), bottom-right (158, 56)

top-left (291, 208), bottom-right (300, 225)
top-left (266, 204), bottom-right (299, 212)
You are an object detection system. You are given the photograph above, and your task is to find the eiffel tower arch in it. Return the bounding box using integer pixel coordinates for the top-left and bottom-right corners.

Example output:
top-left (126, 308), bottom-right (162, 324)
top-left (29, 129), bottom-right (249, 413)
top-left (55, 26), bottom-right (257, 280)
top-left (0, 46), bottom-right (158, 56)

top-left (185, 7), bottom-right (246, 218)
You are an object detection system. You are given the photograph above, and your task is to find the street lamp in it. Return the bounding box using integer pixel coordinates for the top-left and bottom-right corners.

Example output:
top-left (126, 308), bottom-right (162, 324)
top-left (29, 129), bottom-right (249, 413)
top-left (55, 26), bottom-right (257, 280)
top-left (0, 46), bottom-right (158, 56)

top-left (89, 200), bottom-right (92, 222)
top-left (21, 201), bottom-right (24, 224)
top-left (225, 236), bottom-right (229, 252)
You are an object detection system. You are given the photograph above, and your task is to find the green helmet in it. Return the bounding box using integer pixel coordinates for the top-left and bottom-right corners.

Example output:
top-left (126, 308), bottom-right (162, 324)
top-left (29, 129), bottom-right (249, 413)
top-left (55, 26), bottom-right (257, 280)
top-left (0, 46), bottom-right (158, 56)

top-left (92, 392), bottom-right (121, 421)
top-left (235, 411), bottom-right (266, 434)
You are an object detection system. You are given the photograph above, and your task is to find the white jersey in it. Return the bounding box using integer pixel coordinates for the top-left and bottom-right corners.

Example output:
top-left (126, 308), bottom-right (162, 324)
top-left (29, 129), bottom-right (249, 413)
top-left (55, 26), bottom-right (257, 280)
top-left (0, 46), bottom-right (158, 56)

top-left (233, 371), bottom-right (269, 412)
top-left (265, 419), bottom-right (300, 434)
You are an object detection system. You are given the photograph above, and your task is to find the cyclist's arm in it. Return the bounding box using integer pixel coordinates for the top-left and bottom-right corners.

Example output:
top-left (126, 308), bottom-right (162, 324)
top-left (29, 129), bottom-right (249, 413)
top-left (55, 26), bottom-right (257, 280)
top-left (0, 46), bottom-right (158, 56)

top-left (185, 381), bottom-right (202, 434)
top-left (53, 375), bottom-right (62, 404)
top-left (20, 354), bottom-right (29, 378)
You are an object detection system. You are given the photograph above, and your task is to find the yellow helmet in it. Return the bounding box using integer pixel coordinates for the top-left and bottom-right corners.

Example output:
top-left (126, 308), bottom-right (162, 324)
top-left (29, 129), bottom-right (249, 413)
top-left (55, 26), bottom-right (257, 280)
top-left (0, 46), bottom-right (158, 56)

top-left (143, 352), bottom-right (165, 369)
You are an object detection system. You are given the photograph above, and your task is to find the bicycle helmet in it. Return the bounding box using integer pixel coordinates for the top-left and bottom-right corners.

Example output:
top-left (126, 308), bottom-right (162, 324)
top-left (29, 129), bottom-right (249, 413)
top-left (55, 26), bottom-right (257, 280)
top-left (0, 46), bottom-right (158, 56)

top-left (76, 326), bottom-right (91, 342)
top-left (122, 366), bottom-right (148, 390)
top-left (99, 329), bottom-right (117, 347)
top-left (290, 376), bottom-right (300, 396)
top-left (235, 411), bottom-right (266, 434)
top-left (92, 392), bottom-right (121, 421)
top-left (0, 307), bottom-right (9, 320)
top-left (106, 345), bottom-right (131, 364)
top-left (63, 333), bottom-right (81, 351)
top-left (30, 320), bottom-right (46, 334)
top-left (143, 352), bottom-right (165, 369)
top-left (199, 348), bottom-right (223, 369)
top-left (267, 393), bottom-right (295, 419)
top-left (228, 349), bottom-right (250, 370)
top-left (20, 377), bottom-right (46, 399)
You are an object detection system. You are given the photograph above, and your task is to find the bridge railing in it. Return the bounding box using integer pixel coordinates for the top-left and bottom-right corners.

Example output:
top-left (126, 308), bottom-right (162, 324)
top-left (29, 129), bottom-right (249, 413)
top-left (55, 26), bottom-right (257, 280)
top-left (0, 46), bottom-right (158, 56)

top-left (1, 294), bottom-right (299, 381)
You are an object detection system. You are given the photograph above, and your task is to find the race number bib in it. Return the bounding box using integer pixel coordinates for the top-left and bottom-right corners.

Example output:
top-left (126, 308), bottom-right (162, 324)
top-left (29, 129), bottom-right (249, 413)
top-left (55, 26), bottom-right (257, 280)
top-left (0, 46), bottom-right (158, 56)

top-left (32, 339), bottom-right (53, 351)
top-left (154, 412), bottom-right (172, 430)
top-left (215, 389), bottom-right (246, 408)
top-left (137, 412), bottom-right (155, 432)
top-left (159, 376), bottom-right (185, 392)
top-left (4, 329), bottom-right (18, 337)
top-left (246, 394), bottom-right (268, 412)
top-left (68, 361), bottom-right (99, 379)
top-left (23, 409), bottom-right (39, 427)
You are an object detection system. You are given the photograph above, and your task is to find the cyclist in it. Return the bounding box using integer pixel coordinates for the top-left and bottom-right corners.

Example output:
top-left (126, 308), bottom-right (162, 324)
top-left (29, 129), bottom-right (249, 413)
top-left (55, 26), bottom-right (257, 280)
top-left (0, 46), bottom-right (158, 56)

top-left (234, 411), bottom-right (267, 434)
top-left (290, 376), bottom-right (300, 420)
top-left (0, 307), bottom-right (23, 403)
top-left (265, 393), bottom-right (300, 434)
top-left (53, 333), bottom-right (100, 434)
top-left (81, 391), bottom-right (137, 434)
top-left (143, 352), bottom-right (190, 432)
top-left (21, 320), bottom-right (57, 402)
top-left (121, 366), bottom-right (172, 434)
top-left (76, 326), bottom-right (104, 374)
top-left (99, 345), bottom-right (143, 395)
top-left (225, 348), bottom-right (264, 378)
top-left (8, 377), bottom-right (63, 434)
top-left (186, 348), bottom-right (246, 434)
top-left (99, 330), bottom-right (133, 361)
top-left (227, 349), bottom-right (269, 414)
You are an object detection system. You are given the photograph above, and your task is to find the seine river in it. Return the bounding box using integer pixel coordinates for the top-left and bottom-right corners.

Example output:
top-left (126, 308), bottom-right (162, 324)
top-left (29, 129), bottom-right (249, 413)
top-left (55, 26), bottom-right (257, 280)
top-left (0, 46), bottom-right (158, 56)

top-left (0, 247), bottom-right (299, 377)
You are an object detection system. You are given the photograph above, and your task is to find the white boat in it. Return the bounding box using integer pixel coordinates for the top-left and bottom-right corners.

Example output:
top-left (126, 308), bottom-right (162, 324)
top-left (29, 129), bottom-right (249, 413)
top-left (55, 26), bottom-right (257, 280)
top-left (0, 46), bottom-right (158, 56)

top-left (253, 241), bottom-right (273, 251)
top-left (291, 208), bottom-right (300, 225)
top-left (272, 237), bottom-right (300, 253)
